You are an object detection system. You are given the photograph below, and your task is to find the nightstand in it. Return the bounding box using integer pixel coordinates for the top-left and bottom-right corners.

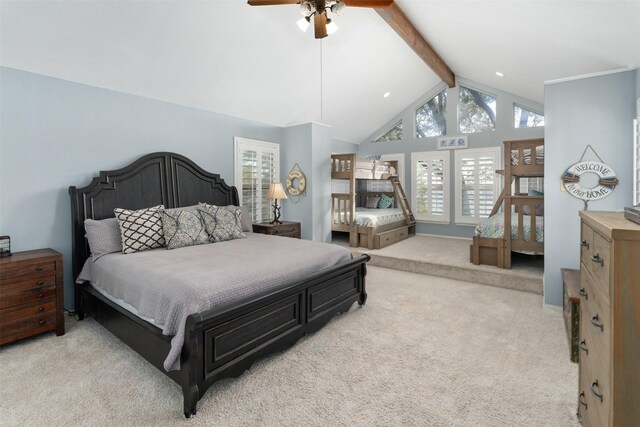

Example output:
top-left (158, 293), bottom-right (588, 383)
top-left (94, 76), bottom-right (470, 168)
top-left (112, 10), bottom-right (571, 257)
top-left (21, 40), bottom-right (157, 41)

top-left (0, 249), bottom-right (65, 345)
top-left (252, 221), bottom-right (301, 239)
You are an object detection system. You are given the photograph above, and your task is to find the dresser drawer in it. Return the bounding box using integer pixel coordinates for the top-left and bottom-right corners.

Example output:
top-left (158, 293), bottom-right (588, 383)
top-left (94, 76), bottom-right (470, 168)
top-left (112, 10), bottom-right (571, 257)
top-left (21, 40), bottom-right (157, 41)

top-left (0, 260), bottom-right (56, 282)
top-left (580, 221), bottom-right (594, 262)
top-left (1, 275), bottom-right (56, 293)
top-left (0, 311), bottom-right (57, 343)
top-left (0, 284), bottom-right (56, 309)
top-left (270, 226), bottom-right (298, 236)
top-left (580, 273), bottom-right (610, 357)
top-left (0, 298), bottom-right (57, 324)
top-left (583, 232), bottom-right (610, 297)
top-left (581, 348), bottom-right (610, 427)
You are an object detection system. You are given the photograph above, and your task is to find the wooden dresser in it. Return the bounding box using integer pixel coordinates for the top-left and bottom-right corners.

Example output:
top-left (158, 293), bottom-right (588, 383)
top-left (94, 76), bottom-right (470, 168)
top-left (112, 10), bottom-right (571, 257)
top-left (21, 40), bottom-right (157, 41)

top-left (252, 221), bottom-right (301, 239)
top-left (577, 211), bottom-right (639, 426)
top-left (0, 249), bottom-right (65, 344)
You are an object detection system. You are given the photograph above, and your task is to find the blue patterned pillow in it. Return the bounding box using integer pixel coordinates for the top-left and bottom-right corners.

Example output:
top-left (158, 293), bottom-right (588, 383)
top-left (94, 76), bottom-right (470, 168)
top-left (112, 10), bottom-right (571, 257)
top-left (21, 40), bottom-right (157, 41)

top-left (379, 194), bottom-right (394, 209)
top-left (198, 204), bottom-right (246, 243)
top-left (159, 206), bottom-right (209, 250)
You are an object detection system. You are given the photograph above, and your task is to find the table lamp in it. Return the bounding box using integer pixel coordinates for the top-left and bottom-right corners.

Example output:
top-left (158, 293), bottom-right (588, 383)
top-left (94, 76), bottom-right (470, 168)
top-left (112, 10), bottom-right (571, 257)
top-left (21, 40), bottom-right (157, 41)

top-left (267, 182), bottom-right (288, 224)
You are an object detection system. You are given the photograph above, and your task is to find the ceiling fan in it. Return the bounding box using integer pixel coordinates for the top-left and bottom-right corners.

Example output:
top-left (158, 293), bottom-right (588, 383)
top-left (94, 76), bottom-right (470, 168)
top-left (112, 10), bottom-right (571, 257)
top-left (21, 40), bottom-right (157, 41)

top-left (248, 0), bottom-right (393, 39)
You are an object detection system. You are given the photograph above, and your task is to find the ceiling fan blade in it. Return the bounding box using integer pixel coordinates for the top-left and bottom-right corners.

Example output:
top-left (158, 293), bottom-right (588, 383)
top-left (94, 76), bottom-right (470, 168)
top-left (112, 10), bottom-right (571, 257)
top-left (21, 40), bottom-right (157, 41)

top-left (247, 0), bottom-right (299, 5)
top-left (314, 13), bottom-right (328, 39)
top-left (341, 0), bottom-right (393, 7)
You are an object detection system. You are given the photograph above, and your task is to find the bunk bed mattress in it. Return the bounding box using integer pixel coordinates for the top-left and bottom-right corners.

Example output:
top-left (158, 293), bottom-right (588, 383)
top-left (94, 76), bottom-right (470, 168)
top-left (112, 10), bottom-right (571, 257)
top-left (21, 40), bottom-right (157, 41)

top-left (334, 208), bottom-right (405, 227)
top-left (475, 215), bottom-right (544, 254)
top-left (77, 233), bottom-right (352, 371)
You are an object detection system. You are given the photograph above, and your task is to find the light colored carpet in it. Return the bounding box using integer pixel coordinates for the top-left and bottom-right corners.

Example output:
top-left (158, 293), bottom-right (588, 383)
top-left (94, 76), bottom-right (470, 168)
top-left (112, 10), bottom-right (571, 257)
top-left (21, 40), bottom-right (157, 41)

top-left (0, 267), bottom-right (577, 427)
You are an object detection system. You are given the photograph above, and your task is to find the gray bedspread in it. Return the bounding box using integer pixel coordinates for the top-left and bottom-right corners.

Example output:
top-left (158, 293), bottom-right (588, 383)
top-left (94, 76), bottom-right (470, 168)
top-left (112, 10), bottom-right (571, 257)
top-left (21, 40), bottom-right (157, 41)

top-left (78, 233), bottom-right (352, 371)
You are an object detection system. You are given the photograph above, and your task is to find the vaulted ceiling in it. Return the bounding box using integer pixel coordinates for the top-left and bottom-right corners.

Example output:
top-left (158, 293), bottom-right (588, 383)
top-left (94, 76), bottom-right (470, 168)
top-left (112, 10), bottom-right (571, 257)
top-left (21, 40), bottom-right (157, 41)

top-left (1, 1), bottom-right (639, 143)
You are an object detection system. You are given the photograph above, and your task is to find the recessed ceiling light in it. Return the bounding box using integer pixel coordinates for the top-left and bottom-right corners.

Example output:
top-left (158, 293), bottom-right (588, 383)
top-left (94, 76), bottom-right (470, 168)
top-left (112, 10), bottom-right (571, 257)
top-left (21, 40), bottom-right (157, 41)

top-left (495, 72), bottom-right (505, 77)
top-left (383, 92), bottom-right (391, 98)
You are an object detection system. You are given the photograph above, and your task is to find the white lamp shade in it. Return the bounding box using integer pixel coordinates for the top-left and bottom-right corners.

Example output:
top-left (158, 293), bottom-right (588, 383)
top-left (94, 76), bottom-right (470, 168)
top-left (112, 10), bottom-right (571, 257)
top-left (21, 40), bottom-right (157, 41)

top-left (267, 182), bottom-right (288, 200)
top-left (296, 17), bottom-right (310, 32)
top-left (326, 19), bottom-right (338, 35)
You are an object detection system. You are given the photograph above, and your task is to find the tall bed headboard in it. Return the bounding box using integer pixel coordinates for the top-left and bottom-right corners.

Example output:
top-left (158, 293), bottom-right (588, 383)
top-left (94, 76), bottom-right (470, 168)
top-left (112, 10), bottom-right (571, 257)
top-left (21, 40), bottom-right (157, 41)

top-left (69, 152), bottom-right (239, 280)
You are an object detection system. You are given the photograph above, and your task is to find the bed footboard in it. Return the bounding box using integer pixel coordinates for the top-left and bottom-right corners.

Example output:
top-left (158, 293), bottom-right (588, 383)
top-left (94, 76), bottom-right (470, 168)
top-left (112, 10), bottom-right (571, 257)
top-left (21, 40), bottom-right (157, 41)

top-left (182, 254), bottom-right (368, 417)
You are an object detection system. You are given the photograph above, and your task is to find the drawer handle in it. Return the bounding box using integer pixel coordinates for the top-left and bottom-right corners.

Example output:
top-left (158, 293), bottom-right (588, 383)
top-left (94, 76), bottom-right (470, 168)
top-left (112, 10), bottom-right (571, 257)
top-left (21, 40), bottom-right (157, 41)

top-left (580, 239), bottom-right (589, 249)
top-left (37, 292), bottom-right (45, 298)
top-left (578, 288), bottom-right (588, 300)
top-left (36, 265), bottom-right (45, 271)
top-left (579, 340), bottom-right (588, 354)
top-left (38, 306), bottom-right (45, 312)
top-left (591, 314), bottom-right (604, 332)
top-left (39, 319), bottom-right (46, 326)
top-left (37, 280), bottom-right (44, 285)
top-left (578, 392), bottom-right (588, 409)
top-left (590, 254), bottom-right (604, 267)
top-left (590, 381), bottom-right (603, 403)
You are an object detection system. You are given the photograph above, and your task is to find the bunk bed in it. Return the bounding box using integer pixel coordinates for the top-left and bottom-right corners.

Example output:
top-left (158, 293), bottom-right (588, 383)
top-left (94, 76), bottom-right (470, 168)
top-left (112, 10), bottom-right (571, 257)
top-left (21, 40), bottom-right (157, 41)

top-left (331, 153), bottom-right (416, 249)
top-left (470, 139), bottom-right (544, 269)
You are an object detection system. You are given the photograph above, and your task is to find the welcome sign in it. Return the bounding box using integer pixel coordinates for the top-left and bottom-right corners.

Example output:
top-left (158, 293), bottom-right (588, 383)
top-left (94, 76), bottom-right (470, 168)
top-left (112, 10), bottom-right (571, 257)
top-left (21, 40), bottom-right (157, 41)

top-left (562, 161), bottom-right (619, 201)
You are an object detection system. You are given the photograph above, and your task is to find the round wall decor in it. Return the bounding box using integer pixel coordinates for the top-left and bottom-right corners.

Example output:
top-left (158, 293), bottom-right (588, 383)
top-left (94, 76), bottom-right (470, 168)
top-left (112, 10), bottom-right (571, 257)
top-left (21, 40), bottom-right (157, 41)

top-left (285, 163), bottom-right (307, 198)
top-left (561, 160), bottom-right (619, 201)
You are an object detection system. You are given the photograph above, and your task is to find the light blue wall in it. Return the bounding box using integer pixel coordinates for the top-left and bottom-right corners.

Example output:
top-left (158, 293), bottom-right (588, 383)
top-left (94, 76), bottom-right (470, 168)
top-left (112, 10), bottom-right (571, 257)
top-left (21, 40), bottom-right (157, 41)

top-left (331, 139), bottom-right (358, 154)
top-left (0, 67), bottom-right (284, 309)
top-left (544, 70), bottom-right (636, 307)
top-left (311, 123), bottom-right (332, 242)
top-left (280, 123), bottom-right (332, 242)
top-left (357, 77), bottom-right (544, 238)
top-left (281, 124), bottom-right (314, 240)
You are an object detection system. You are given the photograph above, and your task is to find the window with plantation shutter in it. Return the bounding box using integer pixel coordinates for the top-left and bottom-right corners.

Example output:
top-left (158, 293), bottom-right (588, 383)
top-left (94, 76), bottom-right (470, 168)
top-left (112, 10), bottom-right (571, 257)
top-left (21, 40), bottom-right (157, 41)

top-left (234, 137), bottom-right (280, 223)
top-left (411, 151), bottom-right (450, 223)
top-left (455, 147), bottom-right (501, 224)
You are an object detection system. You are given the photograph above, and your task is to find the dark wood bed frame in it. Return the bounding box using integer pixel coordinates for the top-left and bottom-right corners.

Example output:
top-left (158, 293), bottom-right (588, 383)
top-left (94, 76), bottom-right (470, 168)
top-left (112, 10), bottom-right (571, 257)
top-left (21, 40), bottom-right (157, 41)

top-left (69, 152), bottom-right (369, 417)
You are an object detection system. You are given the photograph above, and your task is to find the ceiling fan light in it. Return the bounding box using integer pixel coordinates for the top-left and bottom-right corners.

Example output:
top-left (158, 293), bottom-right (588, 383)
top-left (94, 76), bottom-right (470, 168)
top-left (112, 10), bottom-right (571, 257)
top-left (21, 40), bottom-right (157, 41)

top-left (296, 17), bottom-right (310, 32)
top-left (300, 1), bottom-right (314, 16)
top-left (330, 1), bottom-right (345, 14)
top-left (326, 18), bottom-right (338, 35)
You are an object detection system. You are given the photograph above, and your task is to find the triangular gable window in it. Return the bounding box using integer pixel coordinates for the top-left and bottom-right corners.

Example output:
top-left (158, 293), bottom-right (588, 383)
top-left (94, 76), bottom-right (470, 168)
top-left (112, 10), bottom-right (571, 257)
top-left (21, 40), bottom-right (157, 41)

top-left (514, 105), bottom-right (544, 128)
top-left (374, 120), bottom-right (403, 142)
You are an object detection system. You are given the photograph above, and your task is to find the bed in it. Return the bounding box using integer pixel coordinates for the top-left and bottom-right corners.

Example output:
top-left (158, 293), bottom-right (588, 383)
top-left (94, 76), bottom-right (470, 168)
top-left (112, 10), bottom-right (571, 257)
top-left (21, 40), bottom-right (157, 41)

top-left (331, 153), bottom-right (416, 249)
top-left (470, 138), bottom-right (544, 268)
top-left (69, 152), bottom-right (370, 417)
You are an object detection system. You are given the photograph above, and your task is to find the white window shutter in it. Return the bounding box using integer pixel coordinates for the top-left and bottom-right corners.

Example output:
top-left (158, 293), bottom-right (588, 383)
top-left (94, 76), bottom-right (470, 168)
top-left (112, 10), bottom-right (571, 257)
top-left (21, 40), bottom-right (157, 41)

top-left (234, 137), bottom-right (280, 223)
top-left (411, 151), bottom-right (450, 223)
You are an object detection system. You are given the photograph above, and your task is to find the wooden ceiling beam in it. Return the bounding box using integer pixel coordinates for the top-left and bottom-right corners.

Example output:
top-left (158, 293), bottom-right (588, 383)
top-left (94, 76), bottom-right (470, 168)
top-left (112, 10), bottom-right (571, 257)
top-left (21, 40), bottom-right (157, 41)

top-left (376, 2), bottom-right (455, 88)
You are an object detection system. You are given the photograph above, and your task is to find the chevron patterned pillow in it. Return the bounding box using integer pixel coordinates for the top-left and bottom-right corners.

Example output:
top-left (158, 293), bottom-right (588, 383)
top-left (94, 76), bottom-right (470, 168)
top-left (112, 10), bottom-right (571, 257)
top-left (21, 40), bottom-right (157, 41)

top-left (114, 205), bottom-right (166, 254)
top-left (198, 204), bottom-right (246, 243)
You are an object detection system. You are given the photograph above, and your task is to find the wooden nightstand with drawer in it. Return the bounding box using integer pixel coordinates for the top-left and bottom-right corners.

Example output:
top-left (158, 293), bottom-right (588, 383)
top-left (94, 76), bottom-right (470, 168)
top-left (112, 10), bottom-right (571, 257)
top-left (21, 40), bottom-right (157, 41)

top-left (576, 211), bottom-right (640, 426)
top-left (0, 249), bottom-right (65, 345)
top-left (252, 221), bottom-right (301, 239)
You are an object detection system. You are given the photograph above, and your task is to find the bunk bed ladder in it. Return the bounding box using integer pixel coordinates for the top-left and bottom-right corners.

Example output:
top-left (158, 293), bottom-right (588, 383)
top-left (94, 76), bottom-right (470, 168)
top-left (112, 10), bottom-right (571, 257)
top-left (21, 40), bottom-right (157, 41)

top-left (489, 173), bottom-right (515, 217)
top-left (389, 176), bottom-right (416, 230)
